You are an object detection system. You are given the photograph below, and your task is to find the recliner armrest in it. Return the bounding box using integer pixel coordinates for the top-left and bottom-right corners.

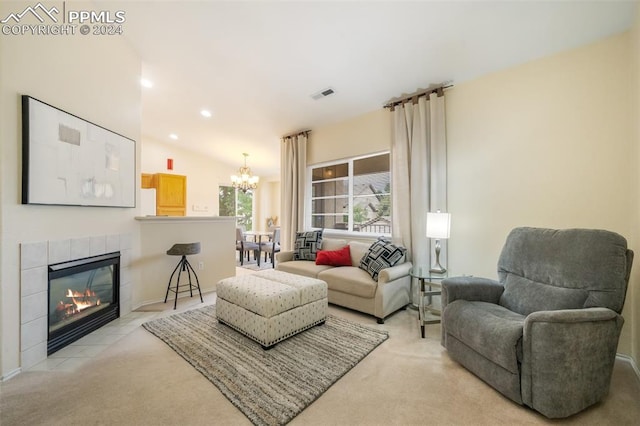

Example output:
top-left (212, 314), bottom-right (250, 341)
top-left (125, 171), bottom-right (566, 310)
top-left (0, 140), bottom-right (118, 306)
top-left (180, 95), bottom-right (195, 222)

top-left (524, 307), bottom-right (619, 326)
top-left (521, 307), bottom-right (623, 418)
top-left (441, 276), bottom-right (504, 309)
top-left (378, 262), bottom-right (413, 284)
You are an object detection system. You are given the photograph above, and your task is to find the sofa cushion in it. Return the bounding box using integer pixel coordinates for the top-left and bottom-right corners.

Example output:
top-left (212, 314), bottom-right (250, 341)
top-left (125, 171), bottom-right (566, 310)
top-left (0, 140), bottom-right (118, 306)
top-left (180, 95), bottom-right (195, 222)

top-left (348, 241), bottom-right (373, 265)
top-left (444, 300), bottom-right (525, 374)
top-left (359, 239), bottom-right (407, 281)
top-left (276, 260), bottom-right (333, 278)
top-left (319, 266), bottom-right (377, 298)
top-left (321, 238), bottom-right (348, 251)
top-left (293, 229), bottom-right (323, 261)
top-left (316, 245), bottom-right (352, 267)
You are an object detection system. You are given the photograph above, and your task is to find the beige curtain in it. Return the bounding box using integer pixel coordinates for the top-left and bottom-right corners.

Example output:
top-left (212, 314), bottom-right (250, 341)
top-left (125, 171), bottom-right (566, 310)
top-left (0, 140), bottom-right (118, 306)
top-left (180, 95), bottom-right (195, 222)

top-left (280, 133), bottom-right (307, 251)
top-left (391, 92), bottom-right (447, 284)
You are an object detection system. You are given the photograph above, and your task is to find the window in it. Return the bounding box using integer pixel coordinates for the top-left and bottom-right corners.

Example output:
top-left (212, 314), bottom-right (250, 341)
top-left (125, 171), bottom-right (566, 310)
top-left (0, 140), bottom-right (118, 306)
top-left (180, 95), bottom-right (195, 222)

top-left (219, 186), bottom-right (254, 231)
top-left (309, 152), bottom-right (391, 235)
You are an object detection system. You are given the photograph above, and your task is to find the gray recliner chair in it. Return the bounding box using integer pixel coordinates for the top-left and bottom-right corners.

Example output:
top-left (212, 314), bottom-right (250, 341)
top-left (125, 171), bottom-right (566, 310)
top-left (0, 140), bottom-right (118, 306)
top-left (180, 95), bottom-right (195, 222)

top-left (441, 227), bottom-right (634, 418)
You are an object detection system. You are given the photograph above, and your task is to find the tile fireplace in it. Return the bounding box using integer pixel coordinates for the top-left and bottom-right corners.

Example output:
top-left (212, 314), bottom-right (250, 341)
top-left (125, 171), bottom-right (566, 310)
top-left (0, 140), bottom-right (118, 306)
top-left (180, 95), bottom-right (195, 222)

top-left (48, 252), bottom-right (120, 355)
top-left (20, 234), bottom-right (132, 371)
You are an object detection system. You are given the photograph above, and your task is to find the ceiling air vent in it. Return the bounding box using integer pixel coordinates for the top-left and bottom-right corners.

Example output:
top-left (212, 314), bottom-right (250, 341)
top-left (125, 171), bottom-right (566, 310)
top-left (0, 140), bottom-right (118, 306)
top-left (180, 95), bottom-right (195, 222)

top-left (311, 87), bottom-right (335, 100)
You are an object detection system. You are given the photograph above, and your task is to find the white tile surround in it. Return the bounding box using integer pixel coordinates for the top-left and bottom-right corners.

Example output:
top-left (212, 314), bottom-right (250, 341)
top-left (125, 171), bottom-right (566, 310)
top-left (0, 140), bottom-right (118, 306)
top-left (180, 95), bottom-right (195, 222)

top-left (20, 234), bottom-right (133, 370)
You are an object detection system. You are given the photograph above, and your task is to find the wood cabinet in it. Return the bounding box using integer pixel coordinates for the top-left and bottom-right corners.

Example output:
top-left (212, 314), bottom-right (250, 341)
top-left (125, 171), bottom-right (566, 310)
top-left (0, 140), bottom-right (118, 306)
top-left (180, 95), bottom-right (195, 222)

top-left (142, 173), bottom-right (187, 216)
top-left (141, 173), bottom-right (155, 189)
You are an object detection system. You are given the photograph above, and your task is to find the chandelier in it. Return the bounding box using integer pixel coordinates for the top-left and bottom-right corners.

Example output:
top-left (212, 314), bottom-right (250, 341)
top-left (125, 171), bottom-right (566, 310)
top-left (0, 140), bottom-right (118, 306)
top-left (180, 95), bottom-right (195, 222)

top-left (231, 153), bottom-right (259, 192)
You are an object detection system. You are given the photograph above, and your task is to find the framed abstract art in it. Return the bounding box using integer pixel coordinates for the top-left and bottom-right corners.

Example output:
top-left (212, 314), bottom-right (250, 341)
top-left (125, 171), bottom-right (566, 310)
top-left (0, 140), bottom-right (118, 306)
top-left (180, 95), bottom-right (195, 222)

top-left (21, 95), bottom-right (135, 207)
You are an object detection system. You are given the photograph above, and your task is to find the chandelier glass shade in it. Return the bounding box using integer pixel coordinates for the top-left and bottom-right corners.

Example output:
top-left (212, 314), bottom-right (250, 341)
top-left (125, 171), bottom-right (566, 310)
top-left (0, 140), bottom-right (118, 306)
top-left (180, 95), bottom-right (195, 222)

top-left (231, 153), bottom-right (259, 192)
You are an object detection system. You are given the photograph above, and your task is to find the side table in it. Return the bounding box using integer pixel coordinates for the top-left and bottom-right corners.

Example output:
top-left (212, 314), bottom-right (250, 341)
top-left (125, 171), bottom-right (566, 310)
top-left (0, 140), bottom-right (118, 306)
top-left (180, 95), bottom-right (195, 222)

top-left (410, 267), bottom-right (447, 338)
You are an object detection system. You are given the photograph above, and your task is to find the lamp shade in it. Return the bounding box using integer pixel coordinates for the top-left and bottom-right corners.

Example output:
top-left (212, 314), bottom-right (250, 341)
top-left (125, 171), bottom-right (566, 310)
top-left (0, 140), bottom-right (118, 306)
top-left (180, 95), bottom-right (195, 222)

top-left (426, 212), bottom-right (451, 239)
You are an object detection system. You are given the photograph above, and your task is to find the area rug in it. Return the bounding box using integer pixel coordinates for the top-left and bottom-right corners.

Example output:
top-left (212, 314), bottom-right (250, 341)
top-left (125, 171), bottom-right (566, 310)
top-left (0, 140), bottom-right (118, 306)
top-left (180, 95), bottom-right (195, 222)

top-left (237, 260), bottom-right (274, 271)
top-left (142, 304), bottom-right (388, 426)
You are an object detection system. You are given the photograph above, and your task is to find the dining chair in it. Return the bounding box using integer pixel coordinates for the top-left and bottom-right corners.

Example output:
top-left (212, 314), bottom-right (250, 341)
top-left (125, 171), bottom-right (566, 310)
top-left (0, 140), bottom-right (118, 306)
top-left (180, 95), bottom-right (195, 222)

top-left (236, 227), bottom-right (258, 265)
top-left (259, 227), bottom-right (281, 268)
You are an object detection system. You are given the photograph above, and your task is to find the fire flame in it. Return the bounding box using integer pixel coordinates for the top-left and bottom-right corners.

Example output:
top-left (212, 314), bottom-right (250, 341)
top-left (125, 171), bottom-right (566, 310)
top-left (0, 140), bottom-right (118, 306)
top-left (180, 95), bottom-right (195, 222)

top-left (63, 289), bottom-right (100, 313)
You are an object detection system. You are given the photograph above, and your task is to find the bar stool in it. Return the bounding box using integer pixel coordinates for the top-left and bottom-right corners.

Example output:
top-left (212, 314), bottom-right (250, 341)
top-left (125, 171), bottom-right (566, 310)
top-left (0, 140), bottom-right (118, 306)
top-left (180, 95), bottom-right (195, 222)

top-left (164, 242), bottom-right (203, 309)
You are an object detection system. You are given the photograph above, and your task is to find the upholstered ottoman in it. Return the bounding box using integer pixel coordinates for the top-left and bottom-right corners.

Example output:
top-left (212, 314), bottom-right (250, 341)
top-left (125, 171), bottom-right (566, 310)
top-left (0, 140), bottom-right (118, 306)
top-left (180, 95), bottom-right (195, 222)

top-left (216, 270), bottom-right (328, 349)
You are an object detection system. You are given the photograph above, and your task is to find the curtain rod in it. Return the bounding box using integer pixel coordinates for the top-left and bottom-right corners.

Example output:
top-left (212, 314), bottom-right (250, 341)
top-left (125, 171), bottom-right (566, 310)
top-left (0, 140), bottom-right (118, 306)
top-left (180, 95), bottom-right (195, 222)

top-left (383, 84), bottom-right (454, 110)
top-left (281, 130), bottom-right (311, 140)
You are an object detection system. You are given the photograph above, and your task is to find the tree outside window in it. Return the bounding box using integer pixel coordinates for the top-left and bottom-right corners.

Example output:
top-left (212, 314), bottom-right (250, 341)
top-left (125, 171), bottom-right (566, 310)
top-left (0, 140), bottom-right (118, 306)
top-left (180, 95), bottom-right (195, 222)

top-left (219, 186), bottom-right (235, 216)
top-left (237, 189), bottom-right (253, 231)
top-left (219, 186), bottom-right (253, 231)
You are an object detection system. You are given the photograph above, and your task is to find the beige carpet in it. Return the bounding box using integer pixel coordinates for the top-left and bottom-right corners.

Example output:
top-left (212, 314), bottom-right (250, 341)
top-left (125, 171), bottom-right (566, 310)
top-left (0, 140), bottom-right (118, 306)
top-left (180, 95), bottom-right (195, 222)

top-left (1, 289), bottom-right (640, 425)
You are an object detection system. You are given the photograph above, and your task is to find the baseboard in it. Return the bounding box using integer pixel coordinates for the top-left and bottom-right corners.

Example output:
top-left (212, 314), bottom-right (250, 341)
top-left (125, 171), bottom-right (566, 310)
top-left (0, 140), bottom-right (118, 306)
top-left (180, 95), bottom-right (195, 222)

top-left (616, 353), bottom-right (640, 381)
top-left (133, 288), bottom-right (216, 311)
top-left (1, 367), bottom-right (22, 382)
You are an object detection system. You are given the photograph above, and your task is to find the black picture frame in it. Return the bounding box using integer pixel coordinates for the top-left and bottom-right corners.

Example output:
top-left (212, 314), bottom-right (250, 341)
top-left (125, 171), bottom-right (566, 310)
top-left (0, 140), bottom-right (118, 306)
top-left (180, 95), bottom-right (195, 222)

top-left (21, 95), bottom-right (136, 207)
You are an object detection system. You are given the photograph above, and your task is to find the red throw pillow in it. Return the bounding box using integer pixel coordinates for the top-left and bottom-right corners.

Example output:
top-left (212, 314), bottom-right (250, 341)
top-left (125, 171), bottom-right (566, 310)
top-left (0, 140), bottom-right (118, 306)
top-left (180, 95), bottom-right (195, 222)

top-left (315, 245), bottom-right (352, 267)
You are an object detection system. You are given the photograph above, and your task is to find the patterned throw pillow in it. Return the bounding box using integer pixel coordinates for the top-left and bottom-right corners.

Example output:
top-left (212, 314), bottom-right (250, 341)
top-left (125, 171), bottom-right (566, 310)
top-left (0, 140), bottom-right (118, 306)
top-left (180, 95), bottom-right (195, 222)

top-left (359, 238), bottom-right (406, 281)
top-left (293, 230), bottom-right (324, 261)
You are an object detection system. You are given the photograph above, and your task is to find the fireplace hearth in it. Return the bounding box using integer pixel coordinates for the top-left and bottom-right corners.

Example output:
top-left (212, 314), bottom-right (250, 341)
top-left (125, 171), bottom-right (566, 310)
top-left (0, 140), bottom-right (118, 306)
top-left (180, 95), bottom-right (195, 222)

top-left (48, 252), bottom-right (120, 355)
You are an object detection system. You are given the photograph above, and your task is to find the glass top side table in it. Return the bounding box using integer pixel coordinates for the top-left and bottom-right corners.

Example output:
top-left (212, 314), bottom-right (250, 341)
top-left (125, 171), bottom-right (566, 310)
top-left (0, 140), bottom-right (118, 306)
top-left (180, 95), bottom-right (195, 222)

top-left (410, 267), bottom-right (447, 338)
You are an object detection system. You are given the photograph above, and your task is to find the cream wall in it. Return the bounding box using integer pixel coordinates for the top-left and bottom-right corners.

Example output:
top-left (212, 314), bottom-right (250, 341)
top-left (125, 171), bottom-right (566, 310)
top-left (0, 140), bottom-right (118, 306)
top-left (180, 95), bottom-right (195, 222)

top-left (308, 108), bottom-right (391, 165)
top-left (136, 217), bottom-right (235, 305)
top-left (308, 32), bottom-right (637, 362)
top-left (0, 3), bottom-right (142, 377)
top-left (447, 32), bottom-right (634, 273)
top-left (141, 137), bottom-right (238, 216)
top-left (446, 32), bottom-right (636, 357)
top-left (254, 178), bottom-right (281, 232)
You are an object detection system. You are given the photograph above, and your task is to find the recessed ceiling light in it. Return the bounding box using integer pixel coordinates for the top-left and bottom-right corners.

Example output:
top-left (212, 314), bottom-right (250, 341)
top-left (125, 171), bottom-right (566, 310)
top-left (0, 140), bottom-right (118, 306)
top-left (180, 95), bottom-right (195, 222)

top-left (169, 133), bottom-right (178, 140)
top-left (140, 78), bottom-right (154, 88)
top-left (200, 109), bottom-right (212, 118)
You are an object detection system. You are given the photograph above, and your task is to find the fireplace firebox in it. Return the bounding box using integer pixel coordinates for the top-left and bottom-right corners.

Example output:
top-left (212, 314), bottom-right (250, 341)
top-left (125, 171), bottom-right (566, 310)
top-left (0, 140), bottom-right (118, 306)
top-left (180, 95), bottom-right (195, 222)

top-left (48, 252), bottom-right (120, 355)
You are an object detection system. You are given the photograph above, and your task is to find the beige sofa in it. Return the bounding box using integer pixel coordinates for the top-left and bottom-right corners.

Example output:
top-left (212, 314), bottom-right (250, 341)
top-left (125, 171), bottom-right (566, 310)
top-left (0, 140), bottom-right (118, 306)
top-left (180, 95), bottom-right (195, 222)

top-left (276, 238), bottom-right (412, 323)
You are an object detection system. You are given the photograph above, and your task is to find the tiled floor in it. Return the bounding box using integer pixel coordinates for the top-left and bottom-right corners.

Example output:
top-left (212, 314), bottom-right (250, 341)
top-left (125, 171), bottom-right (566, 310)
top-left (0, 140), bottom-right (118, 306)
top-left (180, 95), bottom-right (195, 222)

top-left (27, 311), bottom-right (161, 373)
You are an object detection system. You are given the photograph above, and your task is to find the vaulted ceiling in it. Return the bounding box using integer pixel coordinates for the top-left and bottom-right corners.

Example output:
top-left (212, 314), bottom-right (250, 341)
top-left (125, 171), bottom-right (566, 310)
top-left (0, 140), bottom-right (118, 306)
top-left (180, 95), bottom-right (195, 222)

top-left (118, 1), bottom-right (636, 176)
